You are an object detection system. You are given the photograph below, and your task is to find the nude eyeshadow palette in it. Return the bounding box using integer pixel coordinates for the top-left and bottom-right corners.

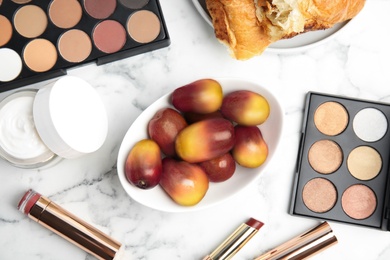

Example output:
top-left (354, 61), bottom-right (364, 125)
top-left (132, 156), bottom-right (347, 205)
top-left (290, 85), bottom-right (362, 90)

top-left (0, 0), bottom-right (170, 92)
top-left (290, 92), bottom-right (390, 231)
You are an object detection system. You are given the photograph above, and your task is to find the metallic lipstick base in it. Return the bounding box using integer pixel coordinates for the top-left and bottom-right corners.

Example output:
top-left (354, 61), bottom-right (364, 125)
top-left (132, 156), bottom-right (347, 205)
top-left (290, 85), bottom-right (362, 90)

top-left (18, 189), bottom-right (123, 260)
top-left (254, 222), bottom-right (337, 260)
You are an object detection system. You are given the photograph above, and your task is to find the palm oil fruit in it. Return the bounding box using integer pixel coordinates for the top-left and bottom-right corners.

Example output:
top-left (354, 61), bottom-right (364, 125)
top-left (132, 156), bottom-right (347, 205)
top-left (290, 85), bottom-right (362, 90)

top-left (125, 139), bottom-right (162, 189)
top-left (160, 157), bottom-right (209, 206)
top-left (171, 79), bottom-right (223, 114)
top-left (232, 126), bottom-right (268, 168)
top-left (199, 153), bottom-right (236, 182)
top-left (183, 110), bottom-right (224, 124)
top-left (175, 118), bottom-right (235, 163)
top-left (148, 107), bottom-right (187, 157)
top-left (221, 90), bottom-right (270, 126)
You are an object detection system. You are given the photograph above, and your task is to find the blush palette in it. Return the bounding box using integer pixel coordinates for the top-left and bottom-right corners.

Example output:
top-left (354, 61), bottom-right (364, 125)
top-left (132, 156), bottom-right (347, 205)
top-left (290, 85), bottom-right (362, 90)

top-left (0, 0), bottom-right (170, 92)
top-left (290, 92), bottom-right (390, 231)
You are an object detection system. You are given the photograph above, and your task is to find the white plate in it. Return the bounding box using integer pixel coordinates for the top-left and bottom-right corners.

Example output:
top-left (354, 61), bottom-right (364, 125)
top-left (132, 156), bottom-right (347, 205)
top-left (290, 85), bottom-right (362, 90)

top-left (193, 0), bottom-right (348, 53)
top-left (117, 78), bottom-right (284, 212)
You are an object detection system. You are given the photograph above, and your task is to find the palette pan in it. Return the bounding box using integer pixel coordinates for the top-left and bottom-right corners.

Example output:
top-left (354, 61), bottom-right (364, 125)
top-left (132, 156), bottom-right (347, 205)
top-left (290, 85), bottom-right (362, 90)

top-left (290, 92), bottom-right (390, 231)
top-left (0, 0), bottom-right (170, 92)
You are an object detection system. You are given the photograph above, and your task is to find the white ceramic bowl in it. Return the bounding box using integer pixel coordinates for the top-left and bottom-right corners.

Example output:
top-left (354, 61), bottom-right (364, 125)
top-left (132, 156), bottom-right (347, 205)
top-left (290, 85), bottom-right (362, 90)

top-left (117, 78), bottom-right (284, 212)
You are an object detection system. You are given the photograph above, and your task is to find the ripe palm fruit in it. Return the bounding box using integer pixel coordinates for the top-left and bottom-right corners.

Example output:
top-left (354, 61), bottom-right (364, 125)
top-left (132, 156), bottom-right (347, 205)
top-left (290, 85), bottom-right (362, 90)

top-left (221, 90), bottom-right (270, 126)
top-left (175, 118), bottom-right (235, 163)
top-left (160, 157), bottom-right (209, 206)
top-left (171, 79), bottom-right (223, 114)
top-left (199, 152), bottom-right (236, 182)
top-left (232, 126), bottom-right (268, 168)
top-left (183, 110), bottom-right (224, 124)
top-left (125, 139), bottom-right (162, 189)
top-left (148, 108), bottom-right (187, 157)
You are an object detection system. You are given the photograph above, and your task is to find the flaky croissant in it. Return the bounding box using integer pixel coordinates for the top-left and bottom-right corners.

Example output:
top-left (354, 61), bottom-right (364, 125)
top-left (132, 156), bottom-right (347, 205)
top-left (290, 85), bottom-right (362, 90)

top-left (206, 0), bottom-right (365, 60)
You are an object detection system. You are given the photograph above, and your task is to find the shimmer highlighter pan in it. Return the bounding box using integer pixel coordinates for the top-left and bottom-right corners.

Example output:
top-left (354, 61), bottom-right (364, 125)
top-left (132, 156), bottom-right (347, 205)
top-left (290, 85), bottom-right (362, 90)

top-left (0, 0), bottom-right (170, 92)
top-left (290, 92), bottom-right (390, 231)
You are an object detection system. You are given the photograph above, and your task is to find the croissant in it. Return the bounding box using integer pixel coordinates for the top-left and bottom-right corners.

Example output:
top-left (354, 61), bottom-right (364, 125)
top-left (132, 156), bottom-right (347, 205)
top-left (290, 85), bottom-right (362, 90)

top-left (206, 0), bottom-right (366, 60)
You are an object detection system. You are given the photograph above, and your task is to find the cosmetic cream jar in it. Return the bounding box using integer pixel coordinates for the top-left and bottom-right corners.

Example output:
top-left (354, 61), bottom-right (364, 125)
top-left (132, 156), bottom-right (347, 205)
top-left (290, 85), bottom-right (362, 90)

top-left (0, 76), bottom-right (108, 168)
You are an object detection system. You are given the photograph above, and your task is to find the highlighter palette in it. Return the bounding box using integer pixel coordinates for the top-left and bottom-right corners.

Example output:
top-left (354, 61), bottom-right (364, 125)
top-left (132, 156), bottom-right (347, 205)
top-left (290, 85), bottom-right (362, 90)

top-left (290, 92), bottom-right (390, 231)
top-left (0, 0), bottom-right (170, 92)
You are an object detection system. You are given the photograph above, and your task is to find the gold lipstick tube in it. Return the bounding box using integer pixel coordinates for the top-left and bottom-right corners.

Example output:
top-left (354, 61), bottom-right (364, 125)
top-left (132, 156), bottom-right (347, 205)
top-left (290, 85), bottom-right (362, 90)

top-left (18, 189), bottom-right (123, 260)
top-left (203, 218), bottom-right (264, 260)
top-left (254, 222), bottom-right (337, 260)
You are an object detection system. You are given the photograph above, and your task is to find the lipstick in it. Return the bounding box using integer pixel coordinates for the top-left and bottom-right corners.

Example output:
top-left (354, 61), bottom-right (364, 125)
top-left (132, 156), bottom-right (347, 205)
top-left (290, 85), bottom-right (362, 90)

top-left (254, 222), bottom-right (337, 260)
top-left (203, 218), bottom-right (264, 260)
top-left (18, 189), bottom-right (123, 260)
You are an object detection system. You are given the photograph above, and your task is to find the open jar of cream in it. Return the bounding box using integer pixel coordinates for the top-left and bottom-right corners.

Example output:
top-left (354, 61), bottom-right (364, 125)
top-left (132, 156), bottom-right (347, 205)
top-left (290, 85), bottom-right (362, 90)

top-left (0, 76), bottom-right (108, 168)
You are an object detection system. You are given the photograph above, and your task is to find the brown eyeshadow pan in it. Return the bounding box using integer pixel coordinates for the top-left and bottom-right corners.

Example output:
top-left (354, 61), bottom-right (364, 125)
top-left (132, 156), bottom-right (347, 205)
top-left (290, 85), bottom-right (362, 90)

top-left (291, 92), bottom-right (390, 231)
top-left (23, 39), bottom-right (57, 72)
top-left (0, 15), bottom-right (12, 47)
top-left (302, 178), bottom-right (337, 213)
top-left (13, 5), bottom-right (47, 38)
top-left (119, 0), bottom-right (149, 9)
top-left (314, 101), bottom-right (348, 136)
top-left (84, 0), bottom-right (117, 19)
top-left (58, 30), bottom-right (92, 63)
top-left (127, 10), bottom-right (161, 43)
top-left (11, 0), bottom-right (32, 4)
top-left (308, 139), bottom-right (342, 174)
top-left (0, 0), bottom-right (170, 92)
top-left (48, 0), bottom-right (82, 29)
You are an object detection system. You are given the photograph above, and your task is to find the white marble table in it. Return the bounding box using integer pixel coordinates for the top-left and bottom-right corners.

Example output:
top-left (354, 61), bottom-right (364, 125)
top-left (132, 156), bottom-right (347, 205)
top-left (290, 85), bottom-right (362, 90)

top-left (1, 0), bottom-right (390, 259)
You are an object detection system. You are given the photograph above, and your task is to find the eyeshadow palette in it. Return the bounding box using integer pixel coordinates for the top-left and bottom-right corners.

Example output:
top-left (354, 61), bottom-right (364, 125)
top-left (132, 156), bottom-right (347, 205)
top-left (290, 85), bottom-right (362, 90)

top-left (0, 0), bottom-right (170, 92)
top-left (290, 92), bottom-right (390, 231)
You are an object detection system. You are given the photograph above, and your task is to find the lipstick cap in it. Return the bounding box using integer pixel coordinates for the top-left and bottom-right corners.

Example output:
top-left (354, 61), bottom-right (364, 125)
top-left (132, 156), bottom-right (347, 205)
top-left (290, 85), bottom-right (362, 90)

top-left (254, 222), bottom-right (337, 260)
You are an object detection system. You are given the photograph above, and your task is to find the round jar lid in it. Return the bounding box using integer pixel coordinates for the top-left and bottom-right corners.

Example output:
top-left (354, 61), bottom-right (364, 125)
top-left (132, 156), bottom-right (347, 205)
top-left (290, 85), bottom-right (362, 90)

top-left (33, 76), bottom-right (108, 159)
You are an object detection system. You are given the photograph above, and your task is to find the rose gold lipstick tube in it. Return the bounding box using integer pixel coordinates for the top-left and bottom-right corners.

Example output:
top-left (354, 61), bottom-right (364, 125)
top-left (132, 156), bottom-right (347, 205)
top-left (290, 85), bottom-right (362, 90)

top-left (18, 189), bottom-right (123, 260)
top-left (203, 218), bottom-right (264, 260)
top-left (254, 222), bottom-right (337, 260)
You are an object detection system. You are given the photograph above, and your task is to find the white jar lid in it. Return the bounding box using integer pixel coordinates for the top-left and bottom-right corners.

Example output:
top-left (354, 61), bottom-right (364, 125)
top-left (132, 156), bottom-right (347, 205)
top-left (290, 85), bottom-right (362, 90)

top-left (33, 76), bottom-right (108, 159)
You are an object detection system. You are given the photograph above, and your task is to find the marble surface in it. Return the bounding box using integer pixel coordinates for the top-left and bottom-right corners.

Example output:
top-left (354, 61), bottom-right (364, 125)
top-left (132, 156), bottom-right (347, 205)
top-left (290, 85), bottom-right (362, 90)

top-left (1, 0), bottom-right (390, 259)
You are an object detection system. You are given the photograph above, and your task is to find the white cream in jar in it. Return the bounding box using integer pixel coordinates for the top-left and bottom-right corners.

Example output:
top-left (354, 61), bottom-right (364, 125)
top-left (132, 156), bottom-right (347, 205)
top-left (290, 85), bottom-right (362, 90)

top-left (0, 90), bottom-right (55, 167)
top-left (0, 76), bottom-right (108, 168)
